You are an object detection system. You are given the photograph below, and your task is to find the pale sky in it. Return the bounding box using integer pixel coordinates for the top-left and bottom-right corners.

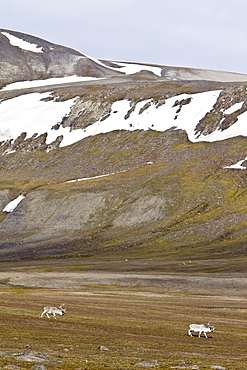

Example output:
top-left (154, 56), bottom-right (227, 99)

top-left (1, 0), bottom-right (247, 75)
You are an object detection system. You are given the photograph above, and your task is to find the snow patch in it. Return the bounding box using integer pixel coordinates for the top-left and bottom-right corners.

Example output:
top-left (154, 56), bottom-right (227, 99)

top-left (4, 89), bottom-right (247, 152)
top-left (83, 54), bottom-right (162, 76)
top-left (66, 173), bottom-right (111, 183)
top-left (111, 62), bottom-right (162, 76)
top-left (66, 170), bottom-right (128, 183)
top-left (0, 92), bottom-right (77, 144)
top-left (2, 75), bottom-right (104, 91)
top-left (3, 194), bottom-right (25, 212)
top-left (224, 102), bottom-right (244, 115)
top-left (224, 158), bottom-right (247, 170)
top-left (199, 109), bottom-right (247, 142)
top-left (51, 90), bottom-right (221, 147)
top-left (2, 31), bottom-right (43, 53)
top-left (0, 90), bottom-right (222, 151)
top-left (84, 54), bottom-right (118, 72)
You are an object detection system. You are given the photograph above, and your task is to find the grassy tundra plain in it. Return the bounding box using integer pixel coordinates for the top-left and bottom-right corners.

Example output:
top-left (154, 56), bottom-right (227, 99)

top-left (0, 262), bottom-right (246, 370)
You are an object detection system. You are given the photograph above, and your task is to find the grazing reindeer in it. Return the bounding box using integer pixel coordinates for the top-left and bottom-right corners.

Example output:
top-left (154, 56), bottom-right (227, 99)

top-left (40, 304), bottom-right (66, 319)
top-left (188, 322), bottom-right (214, 338)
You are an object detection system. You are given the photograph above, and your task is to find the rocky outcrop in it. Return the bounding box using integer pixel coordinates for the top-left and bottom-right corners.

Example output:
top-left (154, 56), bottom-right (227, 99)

top-left (0, 132), bottom-right (63, 154)
top-left (195, 85), bottom-right (247, 137)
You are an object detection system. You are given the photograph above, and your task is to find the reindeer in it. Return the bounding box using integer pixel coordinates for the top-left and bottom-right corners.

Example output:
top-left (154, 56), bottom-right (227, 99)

top-left (188, 322), bottom-right (214, 338)
top-left (40, 304), bottom-right (66, 319)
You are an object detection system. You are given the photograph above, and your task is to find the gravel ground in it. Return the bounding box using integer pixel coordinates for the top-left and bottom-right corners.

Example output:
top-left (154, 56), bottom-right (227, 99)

top-left (0, 271), bottom-right (246, 297)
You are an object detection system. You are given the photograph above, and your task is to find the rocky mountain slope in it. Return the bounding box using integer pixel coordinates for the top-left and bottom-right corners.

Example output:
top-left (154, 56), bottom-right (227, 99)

top-left (1, 29), bottom-right (247, 270)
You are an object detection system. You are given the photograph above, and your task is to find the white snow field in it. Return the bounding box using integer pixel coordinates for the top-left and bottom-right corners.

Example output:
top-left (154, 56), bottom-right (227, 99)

top-left (0, 87), bottom-right (247, 168)
top-left (0, 92), bottom-right (77, 145)
top-left (1, 88), bottom-right (247, 150)
top-left (0, 90), bottom-right (220, 149)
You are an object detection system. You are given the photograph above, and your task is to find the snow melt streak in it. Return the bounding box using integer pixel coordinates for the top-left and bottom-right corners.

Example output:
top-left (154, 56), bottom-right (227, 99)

top-left (3, 194), bottom-right (25, 212)
top-left (1, 32), bottom-right (43, 53)
top-left (111, 62), bottom-right (163, 76)
top-left (2, 76), bottom-right (103, 91)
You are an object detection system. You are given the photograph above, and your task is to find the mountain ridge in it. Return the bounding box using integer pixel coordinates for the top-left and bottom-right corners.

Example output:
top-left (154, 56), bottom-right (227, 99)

top-left (2, 28), bottom-right (247, 86)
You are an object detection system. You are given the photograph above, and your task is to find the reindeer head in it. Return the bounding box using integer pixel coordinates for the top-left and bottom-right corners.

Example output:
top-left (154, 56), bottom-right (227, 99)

top-left (207, 322), bottom-right (214, 332)
top-left (59, 304), bottom-right (66, 315)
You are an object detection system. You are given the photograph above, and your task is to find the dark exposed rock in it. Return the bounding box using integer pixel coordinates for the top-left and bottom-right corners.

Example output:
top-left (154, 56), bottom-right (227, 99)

top-left (51, 123), bottom-right (60, 130)
top-left (172, 97), bottom-right (192, 114)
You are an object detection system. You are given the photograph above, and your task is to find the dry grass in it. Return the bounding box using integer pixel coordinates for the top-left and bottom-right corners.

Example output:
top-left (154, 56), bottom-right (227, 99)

top-left (0, 279), bottom-right (246, 370)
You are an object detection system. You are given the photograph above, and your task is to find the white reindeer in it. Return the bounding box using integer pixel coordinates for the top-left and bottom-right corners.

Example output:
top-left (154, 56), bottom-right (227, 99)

top-left (188, 323), bottom-right (214, 338)
top-left (40, 304), bottom-right (66, 319)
